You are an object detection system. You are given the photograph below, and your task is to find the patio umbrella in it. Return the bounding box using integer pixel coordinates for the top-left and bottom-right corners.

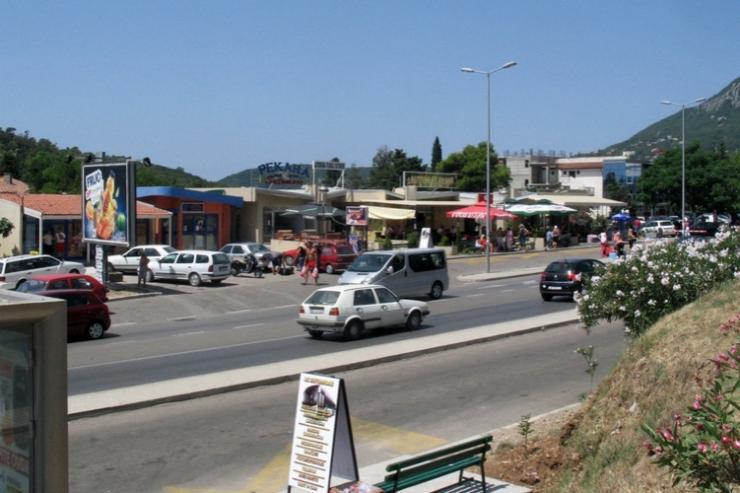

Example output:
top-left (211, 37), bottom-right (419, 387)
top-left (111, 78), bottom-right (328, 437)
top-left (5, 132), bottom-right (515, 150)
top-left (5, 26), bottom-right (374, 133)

top-left (611, 212), bottom-right (632, 222)
top-left (446, 201), bottom-right (519, 220)
top-left (503, 203), bottom-right (577, 217)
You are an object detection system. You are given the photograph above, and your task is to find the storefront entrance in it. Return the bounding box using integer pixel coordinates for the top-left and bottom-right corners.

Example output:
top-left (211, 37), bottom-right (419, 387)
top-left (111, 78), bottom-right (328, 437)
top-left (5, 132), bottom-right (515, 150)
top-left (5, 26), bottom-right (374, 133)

top-left (182, 213), bottom-right (219, 250)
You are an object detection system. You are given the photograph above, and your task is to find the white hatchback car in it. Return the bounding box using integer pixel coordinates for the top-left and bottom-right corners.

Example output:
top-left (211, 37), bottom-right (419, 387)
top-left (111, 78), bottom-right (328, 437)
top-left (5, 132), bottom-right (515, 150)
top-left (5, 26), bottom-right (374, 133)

top-left (150, 250), bottom-right (231, 286)
top-left (0, 254), bottom-right (85, 290)
top-left (641, 220), bottom-right (676, 237)
top-left (297, 284), bottom-right (430, 340)
top-left (107, 244), bottom-right (177, 280)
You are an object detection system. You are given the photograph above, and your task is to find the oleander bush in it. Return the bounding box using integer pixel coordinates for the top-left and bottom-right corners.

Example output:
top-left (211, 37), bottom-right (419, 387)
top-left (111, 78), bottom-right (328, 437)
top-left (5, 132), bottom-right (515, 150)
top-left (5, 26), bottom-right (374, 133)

top-left (578, 229), bottom-right (740, 337)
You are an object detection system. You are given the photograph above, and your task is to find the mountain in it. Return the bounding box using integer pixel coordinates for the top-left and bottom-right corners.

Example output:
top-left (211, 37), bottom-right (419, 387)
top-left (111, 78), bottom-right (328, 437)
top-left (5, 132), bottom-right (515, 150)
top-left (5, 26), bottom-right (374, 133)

top-left (136, 162), bottom-right (214, 188)
top-left (601, 76), bottom-right (740, 160)
top-left (217, 165), bottom-right (372, 187)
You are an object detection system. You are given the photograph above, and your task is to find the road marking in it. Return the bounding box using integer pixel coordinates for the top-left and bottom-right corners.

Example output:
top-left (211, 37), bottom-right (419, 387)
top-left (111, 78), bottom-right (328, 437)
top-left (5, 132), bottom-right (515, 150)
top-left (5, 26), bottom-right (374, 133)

top-left (169, 316), bottom-right (197, 322)
top-left (475, 283), bottom-right (505, 290)
top-left (164, 418), bottom-right (445, 493)
top-left (226, 309), bottom-right (253, 315)
top-left (111, 322), bottom-right (136, 328)
top-left (501, 289), bottom-right (515, 293)
top-left (174, 331), bottom-right (205, 337)
top-left (69, 334), bottom-right (305, 370)
top-left (522, 280), bottom-right (537, 285)
top-left (232, 323), bottom-right (264, 330)
top-left (468, 293), bottom-right (485, 298)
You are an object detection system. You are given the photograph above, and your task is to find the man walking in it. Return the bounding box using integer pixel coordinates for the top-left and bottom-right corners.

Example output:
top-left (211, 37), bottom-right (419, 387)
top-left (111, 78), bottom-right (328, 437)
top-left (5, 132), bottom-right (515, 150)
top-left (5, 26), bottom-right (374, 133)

top-left (137, 251), bottom-right (150, 288)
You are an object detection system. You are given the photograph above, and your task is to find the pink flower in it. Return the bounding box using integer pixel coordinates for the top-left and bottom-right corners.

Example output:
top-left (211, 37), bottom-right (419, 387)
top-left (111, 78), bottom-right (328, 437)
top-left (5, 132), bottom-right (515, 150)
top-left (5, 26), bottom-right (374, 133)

top-left (692, 400), bottom-right (702, 410)
top-left (722, 436), bottom-right (732, 446)
top-left (711, 442), bottom-right (720, 452)
top-left (730, 344), bottom-right (738, 355)
top-left (734, 440), bottom-right (740, 450)
top-left (718, 352), bottom-right (730, 362)
top-left (698, 443), bottom-right (708, 453)
top-left (661, 429), bottom-right (674, 441)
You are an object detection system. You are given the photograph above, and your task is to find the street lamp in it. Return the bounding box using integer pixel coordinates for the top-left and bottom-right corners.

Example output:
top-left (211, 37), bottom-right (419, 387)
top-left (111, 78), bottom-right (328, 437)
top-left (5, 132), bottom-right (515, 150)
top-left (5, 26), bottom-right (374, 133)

top-left (660, 97), bottom-right (706, 235)
top-left (461, 61), bottom-right (517, 272)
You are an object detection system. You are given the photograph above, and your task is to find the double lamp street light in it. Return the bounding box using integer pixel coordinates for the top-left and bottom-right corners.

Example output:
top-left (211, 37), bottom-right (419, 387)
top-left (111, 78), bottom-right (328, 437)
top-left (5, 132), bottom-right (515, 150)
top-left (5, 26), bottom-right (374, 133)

top-left (660, 97), bottom-right (706, 232)
top-left (461, 61), bottom-right (517, 273)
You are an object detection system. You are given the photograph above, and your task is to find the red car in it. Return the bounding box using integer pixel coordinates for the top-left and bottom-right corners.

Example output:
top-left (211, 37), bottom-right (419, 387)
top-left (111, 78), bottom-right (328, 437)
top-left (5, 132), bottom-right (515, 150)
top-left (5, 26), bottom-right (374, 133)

top-left (17, 273), bottom-right (108, 301)
top-left (283, 241), bottom-right (357, 274)
top-left (37, 289), bottom-right (111, 340)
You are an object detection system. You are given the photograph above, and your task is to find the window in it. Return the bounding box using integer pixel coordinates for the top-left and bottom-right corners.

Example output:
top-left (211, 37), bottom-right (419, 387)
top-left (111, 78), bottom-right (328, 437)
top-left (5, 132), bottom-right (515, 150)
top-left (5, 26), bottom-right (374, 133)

top-left (353, 289), bottom-right (376, 306)
top-left (408, 252), bottom-right (445, 272)
top-left (569, 171), bottom-right (576, 178)
top-left (524, 179), bottom-right (529, 186)
top-left (64, 294), bottom-right (88, 307)
top-left (212, 253), bottom-right (230, 265)
top-left (181, 202), bottom-right (204, 212)
top-left (525, 160), bottom-right (529, 168)
top-left (124, 248), bottom-right (141, 258)
top-left (4, 261), bottom-right (22, 274)
top-left (305, 290), bottom-right (340, 306)
top-left (48, 280), bottom-right (69, 290)
top-left (195, 254), bottom-right (209, 264)
top-left (375, 288), bottom-right (398, 304)
top-left (38, 256), bottom-right (59, 268)
top-left (232, 245), bottom-right (244, 254)
top-left (144, 248), bottom-right (160, 257)
top-left (390, 255), bottom-right (405, 273)
top-left (176, 254), bottom-right (194, 264)
top-left (220, 245), bottom-right (232, 254)
top-left (159, 253), bottom-right (177, 264)
top-left (71, 278), bottom-right (93, 289)
top-left (322, 246), bottom-right (333, 257)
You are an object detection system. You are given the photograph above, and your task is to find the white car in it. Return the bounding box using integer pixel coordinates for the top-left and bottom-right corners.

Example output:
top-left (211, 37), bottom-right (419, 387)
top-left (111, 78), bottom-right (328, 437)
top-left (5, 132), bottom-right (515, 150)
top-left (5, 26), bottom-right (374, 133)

top-left (150, 250), bottom-right (231, 286)
top-left (0, 254), bottom-right (85, 290)
top-left (107, 245), bottom-right (177, 280)
top-left (641, 220), bottom-right (676, 237)
top-left (297, 284), bottom-right (430, 340)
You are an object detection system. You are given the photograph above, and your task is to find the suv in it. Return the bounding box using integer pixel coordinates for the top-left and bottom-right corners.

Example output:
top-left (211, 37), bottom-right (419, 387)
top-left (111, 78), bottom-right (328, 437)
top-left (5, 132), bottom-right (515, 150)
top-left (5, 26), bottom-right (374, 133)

top-left (0, 255), bottom-right (85, 291)
top-left (539, 258), bottom-right (605, 301)
top-left (150, 250), bottom-right (231, 286)
top-left (641, 220), bottom-right (676, 237)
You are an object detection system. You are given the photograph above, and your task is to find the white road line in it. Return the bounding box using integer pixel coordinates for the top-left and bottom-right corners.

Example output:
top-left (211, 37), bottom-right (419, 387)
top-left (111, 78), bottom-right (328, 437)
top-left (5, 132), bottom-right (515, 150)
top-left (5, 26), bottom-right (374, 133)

top-left (475, 284), bottom-right (506, 290)
top-left (111, 322), bottom-right (136, 328)
top-left (227, 309), bottom-right (253, 315)
top-left (168, 316), bottom-right (197, 322)
top-left (232, 323), bottom-right (265, 330)
top-left (467, 293), bottom-right (485, 298)
top-left (174, 330), bottom-right (206, 337)
top-left (522, 280), bottom-right (537, 285)
top-left (69, 334), bottom-right (306, 370)
top-left (501, 289), bottom-right (515, 293)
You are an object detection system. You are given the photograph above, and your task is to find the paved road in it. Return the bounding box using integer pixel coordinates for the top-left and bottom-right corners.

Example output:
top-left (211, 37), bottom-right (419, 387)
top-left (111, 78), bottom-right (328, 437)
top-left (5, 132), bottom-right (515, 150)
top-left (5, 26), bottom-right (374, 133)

top-left (68, 273), bottom-right (579, 395)
top-left (69, 320), bottom-right (625, 493)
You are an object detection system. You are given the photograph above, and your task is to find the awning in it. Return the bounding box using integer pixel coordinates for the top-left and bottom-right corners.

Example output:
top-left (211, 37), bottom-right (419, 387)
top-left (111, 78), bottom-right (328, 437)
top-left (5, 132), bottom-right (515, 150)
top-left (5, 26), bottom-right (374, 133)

top-left (366, 206), bottom-right (416, 220)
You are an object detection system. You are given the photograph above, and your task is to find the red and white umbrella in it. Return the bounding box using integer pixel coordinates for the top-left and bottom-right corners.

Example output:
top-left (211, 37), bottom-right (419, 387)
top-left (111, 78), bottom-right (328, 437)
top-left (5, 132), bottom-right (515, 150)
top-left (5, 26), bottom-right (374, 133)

top-left (446, 201), bottom-right (519, 220)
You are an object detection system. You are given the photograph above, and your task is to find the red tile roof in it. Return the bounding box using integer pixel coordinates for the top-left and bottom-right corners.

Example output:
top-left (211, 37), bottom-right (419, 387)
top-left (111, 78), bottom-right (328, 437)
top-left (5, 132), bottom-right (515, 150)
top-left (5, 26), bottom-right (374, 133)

top-left (0, 175), bottom-right (29, 194)
top-left (2, 193), bottom-right (171, 218)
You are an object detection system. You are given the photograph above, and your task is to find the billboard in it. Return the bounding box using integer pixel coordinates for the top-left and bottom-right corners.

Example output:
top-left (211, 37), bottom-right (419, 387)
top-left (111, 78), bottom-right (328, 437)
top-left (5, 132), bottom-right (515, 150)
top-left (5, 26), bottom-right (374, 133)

top-left (82, 161), bottom-right (136, 247)
top-left (345, 206), bottom-right (368, 226)
top-left (257, 162), bottom-right (311, 186)
top-left (402, 171), bottom-right (457, 190)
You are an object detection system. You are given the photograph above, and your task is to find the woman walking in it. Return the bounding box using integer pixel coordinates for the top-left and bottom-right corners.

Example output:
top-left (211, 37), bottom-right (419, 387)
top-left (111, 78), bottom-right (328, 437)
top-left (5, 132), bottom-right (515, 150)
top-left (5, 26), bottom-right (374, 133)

top-left (306, 244), bottom-right (321, 285)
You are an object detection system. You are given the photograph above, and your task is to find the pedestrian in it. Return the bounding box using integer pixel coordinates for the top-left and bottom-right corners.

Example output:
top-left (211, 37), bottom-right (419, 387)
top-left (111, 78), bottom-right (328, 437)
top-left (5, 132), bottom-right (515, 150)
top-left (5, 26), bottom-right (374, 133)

top-left (518, 224), bottom-right (529, 250)
top-left (614, 230), bottom-right (625, 257)
top-left (42, 230), bottom-right (53, 255)
top-left (496, 227), bottom-right (505, 252)
top-left (54, 228), bottom-right (66, 257)
top-left (307, 244), bottom-right (321, 285)
top-left (600, 230), bottom-right (609, 257)
top-left (552, 225), bottom-right (560, 249)
top-left (297, 243), bottom-right (309, 284)
top-left (137, 251), bottom-right (150, 288)
top-left (505, 227), bottom-right (514, 251)
top-left (545, 227), bottom-right (553, 251)
top-left (627, 227), bottom-right (637, 250)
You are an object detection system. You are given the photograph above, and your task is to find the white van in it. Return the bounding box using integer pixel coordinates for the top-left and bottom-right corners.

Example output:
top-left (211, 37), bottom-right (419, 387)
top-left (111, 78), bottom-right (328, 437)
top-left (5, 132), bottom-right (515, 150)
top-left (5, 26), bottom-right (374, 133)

top-left (337, 248), bottom-right (449, 299)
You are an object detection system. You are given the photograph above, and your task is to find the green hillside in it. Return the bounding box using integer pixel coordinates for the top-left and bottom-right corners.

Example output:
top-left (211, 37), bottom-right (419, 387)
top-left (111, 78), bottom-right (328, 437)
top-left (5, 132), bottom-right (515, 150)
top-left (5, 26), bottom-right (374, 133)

top-left (602, 76), bottom-right (740, 161)
top-left (217, 165), bottom-right (372, 187)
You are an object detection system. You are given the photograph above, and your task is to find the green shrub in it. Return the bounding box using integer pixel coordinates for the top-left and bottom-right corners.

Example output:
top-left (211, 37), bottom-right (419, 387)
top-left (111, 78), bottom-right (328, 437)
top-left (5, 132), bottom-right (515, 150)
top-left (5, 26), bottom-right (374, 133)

top-left (406, 231), bottom-right (419, 248)
top-left (382, 237), bottom-right (393, 250)
top-left (438, 236), bottom-right (450, 246)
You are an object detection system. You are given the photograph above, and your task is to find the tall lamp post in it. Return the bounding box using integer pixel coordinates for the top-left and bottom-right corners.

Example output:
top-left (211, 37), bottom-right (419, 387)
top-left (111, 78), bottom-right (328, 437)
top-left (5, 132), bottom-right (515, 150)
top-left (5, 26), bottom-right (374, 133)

top-left (461, 61), bottom-right (517, 273)
top-left (660, 97), bottom-right (705, 234)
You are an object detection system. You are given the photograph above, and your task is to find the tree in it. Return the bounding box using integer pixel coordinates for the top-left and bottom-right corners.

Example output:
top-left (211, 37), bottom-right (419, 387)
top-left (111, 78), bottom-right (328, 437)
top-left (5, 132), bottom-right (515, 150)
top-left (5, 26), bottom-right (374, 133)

top-left (431, 137), bottom-right (442, 168)
top-left (604, 172), bottom-right (633, 209)
top-left (0, 217), bottom-right (14, 251)
top-left (321, 157), bottom-right (344, 187)
top-left (344, 164), bottom-right (365, 189)
top-left (367, 147), bottom-right (425, 190)
top-left (434, 142), bottom-right (510, 192)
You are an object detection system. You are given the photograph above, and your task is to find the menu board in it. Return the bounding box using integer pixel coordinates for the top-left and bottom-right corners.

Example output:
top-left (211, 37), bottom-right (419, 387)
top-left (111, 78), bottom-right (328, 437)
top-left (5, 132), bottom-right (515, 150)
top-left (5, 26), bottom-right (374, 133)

top-left (0, 329), bottom-right (33, 493)
top-left (288, 373), bottom-right (357, 493)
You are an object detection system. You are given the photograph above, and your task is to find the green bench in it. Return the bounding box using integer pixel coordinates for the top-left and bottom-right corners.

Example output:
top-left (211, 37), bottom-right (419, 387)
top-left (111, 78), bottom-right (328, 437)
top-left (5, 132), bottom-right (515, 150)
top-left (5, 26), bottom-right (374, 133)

top-left (374, 435), bottom-right (493, 492)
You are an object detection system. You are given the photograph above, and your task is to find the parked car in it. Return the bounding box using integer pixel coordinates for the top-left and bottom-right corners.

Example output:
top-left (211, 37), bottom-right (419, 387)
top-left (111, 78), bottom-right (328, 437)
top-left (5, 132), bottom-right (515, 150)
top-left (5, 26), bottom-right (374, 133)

top-left (640, 220), bottom-right (676, 237)
top-left (150, 250), bottom-right (231, 286)
top-left (297, 284), bottom-right (430, 340)
top-left (688, 221), bottom-right (722, 237)
top-left (16, 273), bottom-right (108, 301)
top-left (220, 242), bottom-right (280, 275)
top-left (283, 241), bottom-right (357, 274)
top-left (0, 254), bottom-right (85, 291)
top-left (107, 245), bottom-right (177, 281)
top-left (37, 289), bottom-right (111, 340)
top-left (338, 248), bottom-right (449, 299)
top-left (539, 258), bottom-right (605, 301)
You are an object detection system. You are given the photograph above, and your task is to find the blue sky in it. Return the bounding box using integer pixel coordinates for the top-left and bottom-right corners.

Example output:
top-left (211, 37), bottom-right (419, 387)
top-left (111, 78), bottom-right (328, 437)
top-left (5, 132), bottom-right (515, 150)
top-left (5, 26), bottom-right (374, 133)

top-left (2, 1), bottom-right (739, 181)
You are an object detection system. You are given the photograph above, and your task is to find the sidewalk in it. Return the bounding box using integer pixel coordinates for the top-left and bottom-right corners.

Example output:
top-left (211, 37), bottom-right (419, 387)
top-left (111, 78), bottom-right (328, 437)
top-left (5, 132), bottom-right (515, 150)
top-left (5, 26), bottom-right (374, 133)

top-left (68, 309), bottom-right (579, 419)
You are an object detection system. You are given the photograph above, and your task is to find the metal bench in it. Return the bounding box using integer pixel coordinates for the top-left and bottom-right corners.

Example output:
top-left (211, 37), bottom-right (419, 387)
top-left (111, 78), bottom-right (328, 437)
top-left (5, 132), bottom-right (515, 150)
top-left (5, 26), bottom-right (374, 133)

top-left (374, 435), bottom-right (493, 493)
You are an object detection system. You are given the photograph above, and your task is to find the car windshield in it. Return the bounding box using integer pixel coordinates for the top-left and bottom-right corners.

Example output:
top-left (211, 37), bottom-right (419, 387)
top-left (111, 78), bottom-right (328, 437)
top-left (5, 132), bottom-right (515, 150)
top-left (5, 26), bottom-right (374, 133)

top-left (347, 254), bottom-right (391, 273)
top-left (16, 279), bottom-right (46, 293)
top-left (163, 247), bottom-right (176, 253)
top-left (250, 244), bottom-right (270, 253)
top-left (305, 290), bottom-right (340, 306)
top-left (212, 253), bottom-right (230, 264)
top-left (545, 262), bottom-right (573, 274)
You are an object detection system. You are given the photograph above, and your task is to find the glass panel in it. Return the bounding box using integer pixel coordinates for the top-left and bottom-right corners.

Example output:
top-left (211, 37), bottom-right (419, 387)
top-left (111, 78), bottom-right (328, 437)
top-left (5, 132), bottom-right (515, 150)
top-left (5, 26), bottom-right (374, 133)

top-left (375, 288), bottom-right (398, 303)
top-left (305, 290), bottom-right (339, 306)
top-left (67, 220), bottom-right (84, 258)
top-left (0, 327), bottom-right (34, 493)
top-left (176, 254), bottom-right (194, 264)
top-left (353, 289), bottom-right (376, 306)
top-left (195, 255), bottom-right (209, 264)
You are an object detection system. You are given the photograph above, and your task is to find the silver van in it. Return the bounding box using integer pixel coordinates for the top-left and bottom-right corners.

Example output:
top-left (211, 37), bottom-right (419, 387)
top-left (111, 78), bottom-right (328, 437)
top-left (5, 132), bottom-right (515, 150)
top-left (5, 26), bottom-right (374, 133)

top-left (337, 248), bottom-right (449, 299)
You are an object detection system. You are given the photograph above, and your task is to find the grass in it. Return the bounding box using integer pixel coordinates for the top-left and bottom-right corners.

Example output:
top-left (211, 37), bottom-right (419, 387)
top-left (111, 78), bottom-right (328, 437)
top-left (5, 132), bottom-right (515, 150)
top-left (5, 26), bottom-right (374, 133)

top-left (539, 279), bottom-right (740, 492)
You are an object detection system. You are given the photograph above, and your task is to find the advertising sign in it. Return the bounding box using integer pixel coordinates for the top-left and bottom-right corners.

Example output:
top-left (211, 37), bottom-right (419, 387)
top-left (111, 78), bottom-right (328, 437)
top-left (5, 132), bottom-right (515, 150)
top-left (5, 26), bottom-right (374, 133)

top-left (0, 330), bottom-right (33, 493)
top-left (288, 373), bottom-right (357, 493)
top-left (419, 227), bottom-right (432, 249)
top-left (345, 207), bottom-right (368, 227)
top-left (82, 162), bottom-right (136, 247)
top-left (403, 171), bottom-right (457, 190)
top-left (312, 161), bottom-right (345, 171)
top-left (258, 162), bottom-right (311, 186)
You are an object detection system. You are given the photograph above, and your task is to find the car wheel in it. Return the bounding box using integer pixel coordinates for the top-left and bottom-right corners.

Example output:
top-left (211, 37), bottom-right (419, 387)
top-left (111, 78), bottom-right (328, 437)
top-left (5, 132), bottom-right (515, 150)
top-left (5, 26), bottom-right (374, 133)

top-left (230, 265), bottom-right (241, 277)
top-left (188, 273), bottom-right (202, 287)
top-left (284, 256), bottom-right (295, 267)
top-left (325, 264), bottom-right (335, 275)
top-left (69, 269), bottom-right (79, 274)
top-left (15, 279), bottom-right (26, 290)
top-left (255, 269), bottom-right (263, 278)
top-left (145, 269), bottom-right (154, 283)
top-left (87, 322), bottom-right (105, 340)
top-left (406, 311), bottom-right (422, 331)
top-left (541, 293), bottom-right (553, 301)
top-left (307, 329), bottom-right (323, 339)
top-left (344, 320), bottom-right (363, 341)
top-left (429, 281), bottom-right (443, 300)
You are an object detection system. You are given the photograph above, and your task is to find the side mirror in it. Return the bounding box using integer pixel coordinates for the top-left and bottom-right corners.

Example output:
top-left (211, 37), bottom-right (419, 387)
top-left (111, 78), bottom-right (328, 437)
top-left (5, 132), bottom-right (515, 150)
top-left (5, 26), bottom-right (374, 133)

top-left (386, 266), bottom-right (394, 275)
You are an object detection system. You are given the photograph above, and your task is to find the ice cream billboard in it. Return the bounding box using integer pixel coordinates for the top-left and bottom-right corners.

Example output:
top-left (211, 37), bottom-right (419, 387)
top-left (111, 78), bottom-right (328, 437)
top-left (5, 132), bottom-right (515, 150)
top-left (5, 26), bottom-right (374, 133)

top-left (82, 162), bottom-right (136, 247)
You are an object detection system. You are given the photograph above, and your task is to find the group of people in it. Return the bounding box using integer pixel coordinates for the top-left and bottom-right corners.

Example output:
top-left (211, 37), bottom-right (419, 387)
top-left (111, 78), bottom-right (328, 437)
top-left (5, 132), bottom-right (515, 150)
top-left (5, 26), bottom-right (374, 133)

top-left (600, 227), bottom-right (638, 258)
top-left (476, 223), bottom-right (565, 252)
top-left (294, 241), bottom-right (321, 285)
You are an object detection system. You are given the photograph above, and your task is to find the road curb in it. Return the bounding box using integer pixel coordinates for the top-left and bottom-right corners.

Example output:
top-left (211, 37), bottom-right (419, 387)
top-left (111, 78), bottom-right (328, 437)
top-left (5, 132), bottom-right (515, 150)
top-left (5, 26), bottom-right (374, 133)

top-left (107, 291), bottom-right (163, 303)
top-left (67, 315), bottom-right (580, 421)
top-left (457, 268), bottom-right (543, 283)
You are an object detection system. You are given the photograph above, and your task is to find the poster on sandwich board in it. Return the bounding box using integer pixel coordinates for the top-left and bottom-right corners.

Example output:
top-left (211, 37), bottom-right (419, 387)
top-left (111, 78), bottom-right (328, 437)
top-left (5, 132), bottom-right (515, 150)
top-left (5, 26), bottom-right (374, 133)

top-left (81, 161), bottom-right (137, 247)
top-left (287, 373), bottom-right (358, 493)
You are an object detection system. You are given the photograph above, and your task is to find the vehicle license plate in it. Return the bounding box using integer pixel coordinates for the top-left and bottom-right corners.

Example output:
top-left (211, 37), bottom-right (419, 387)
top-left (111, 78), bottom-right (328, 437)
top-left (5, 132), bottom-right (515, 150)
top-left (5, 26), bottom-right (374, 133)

top-left (310, 307), bottom-right (324, 314)
top-left (549, 286), bottom-right (562, 290)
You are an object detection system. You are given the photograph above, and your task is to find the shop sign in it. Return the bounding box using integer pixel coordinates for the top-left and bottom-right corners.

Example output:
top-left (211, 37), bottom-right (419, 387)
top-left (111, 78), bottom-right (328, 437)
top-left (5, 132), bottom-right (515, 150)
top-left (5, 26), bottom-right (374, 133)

top-left (287, 373), bottom-right (357, 493)
top-left (403, 172), bottom-right (457, 190)
top-left (81, 161), bottom-right (136, 247)
top-left (258, 162), bottom-right (311, 186)
top-left (312, 161), bottom-right (345, 171)
top-left (345, 207), bottom-right (368, 227)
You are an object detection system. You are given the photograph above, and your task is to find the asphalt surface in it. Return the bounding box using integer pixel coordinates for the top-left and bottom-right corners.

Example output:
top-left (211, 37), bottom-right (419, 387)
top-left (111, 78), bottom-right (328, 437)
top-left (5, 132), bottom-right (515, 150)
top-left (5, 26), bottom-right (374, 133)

top-left (68, 274), bottom-right (578, 395)
top-left (68, 320), bottom-right (626, 493)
